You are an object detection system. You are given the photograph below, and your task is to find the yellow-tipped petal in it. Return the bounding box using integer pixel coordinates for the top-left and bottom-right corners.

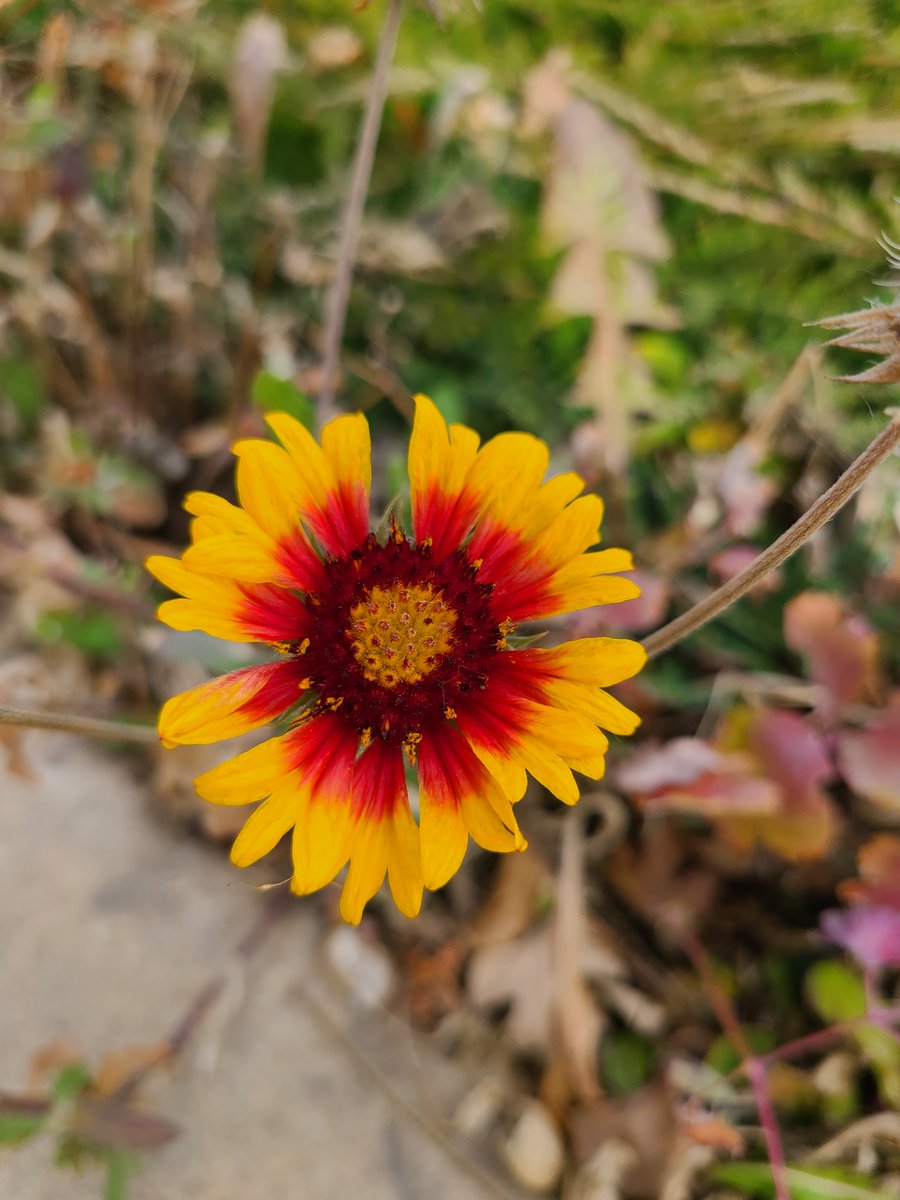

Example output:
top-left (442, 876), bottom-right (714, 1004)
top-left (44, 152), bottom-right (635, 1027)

top-left (230, 785), bottom-right (300, 867)
top-left (340, 822), bottom-right (389, 925)
top-left (460, 790), bottom-right (525, 853)
top-left (322, 412), bottom-right (371, 492)
top-left (233, 439), bottom-right (309, 543)
top-left (290, 795), bottom-right (352, 895)
top-left (419, 795), bottom-right (469, 891)
top-left (265, 411), bottom-right (333, 506)
top-left (183, 534), bottom-right (284, 583)
top-left (386, 803), bottom-right (424, 919)
top-left (195, 735), bottom-right (288, 804)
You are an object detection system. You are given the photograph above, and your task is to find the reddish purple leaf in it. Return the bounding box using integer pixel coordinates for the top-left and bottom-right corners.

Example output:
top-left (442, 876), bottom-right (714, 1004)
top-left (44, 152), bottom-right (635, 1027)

top-left (837, 694), bottom-right (900, 816)
top-left (784, 592), bottom-right (880, 713)
top-left (821, 905), bottom-right (900, 973)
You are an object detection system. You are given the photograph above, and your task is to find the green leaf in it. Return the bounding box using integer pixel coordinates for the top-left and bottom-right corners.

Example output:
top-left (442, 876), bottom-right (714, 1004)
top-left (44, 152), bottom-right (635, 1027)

top-left (34, 609), bottom-right (124, 662)
top-left (709, 1162), bottom-right (885, 1200)
top-left (506, 631), bottom-right (548, 650)
top-left (52, 1062), bottom-right (91, 1103)
top-left (0, 358), bottom-right (46, 426)
top-left (104, 1150), bottom-right (132, 1200)
top-left (805, 961), bottom-right (866, 1023)
top-left (251, 371), bottom-right (314, 428)
top-left (600, 1029), bottom-right (658, 1095)
top-left (805, 962), bottom-right (900, 1107)
top-left (0, 1113), bottom-right (43, 1146)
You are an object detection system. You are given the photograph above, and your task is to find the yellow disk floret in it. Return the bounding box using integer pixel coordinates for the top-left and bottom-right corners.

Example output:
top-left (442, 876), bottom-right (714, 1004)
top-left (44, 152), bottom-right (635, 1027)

top-left (348, 583), bottom-right (456, 688)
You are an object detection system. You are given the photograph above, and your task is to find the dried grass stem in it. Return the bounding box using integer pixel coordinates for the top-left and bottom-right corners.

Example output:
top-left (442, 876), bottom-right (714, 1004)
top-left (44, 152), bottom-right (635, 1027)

top-left (317, 0), bottom-right (404, 426)
top-left (642, 413), bottom-right (900, 661)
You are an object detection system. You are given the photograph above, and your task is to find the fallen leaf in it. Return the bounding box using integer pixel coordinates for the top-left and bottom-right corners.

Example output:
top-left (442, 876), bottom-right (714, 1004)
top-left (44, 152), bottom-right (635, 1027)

top-left (717, 708), bottom-right (838, 861)
top-left (679, 1106), bottom-right (745, 1156)
top-left (837, 693), bottom-right (900, 816)
top-left (821, 905), bottom-right (900, 973)
top-left (502, 1099), bottom-right (564, 1193)
top-left (839, 833), bottom-right (900, 908)
top-left (93, 1043), bottom-right (170, 1097)
top-left (619, 709), bottom-right (838, 862)
top-left (784, 591), bottom-right (881, 715)
top-left (569, 1084), bottom-right (679, 1198)
top-left (230, 15), bottom-right (288, 171)
top-left (617, 737), bottom-right (781, 817)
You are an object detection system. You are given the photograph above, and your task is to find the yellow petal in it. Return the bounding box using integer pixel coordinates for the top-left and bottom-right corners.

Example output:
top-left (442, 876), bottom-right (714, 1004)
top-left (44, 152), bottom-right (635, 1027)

top-left (265, 411), bottom-right (334, 507)
top-left (466, 431), bottom-right (549, 526)
top-left (340, 821), bottom-right (389, 925)
top-left (290, 794), bottom-right (352, 895)
top-left (321, 412), bottom-right (371, 492)
top-left (386, 803), bottom-right (423, 919)
top-left (460, 790), bottom-right (525, 853)
top-left (467, 739), bottom-right (529, 803)
top-left (183, 534), bottom-right (285, 583)
top-left (157, 598), bottom-right (252, 642)
top-left (408, 393), bottom-right (451, 505)
top-left (230, 785), bottom-right (300, 867)
top-left (419, 794), bottom-right (469, 891)
top-left (547, 638), bottom-right (647, 687)
top-left (184, 491), bottom-right (268, 542)
top-left (233, 439), bottom-right (309, 543)
top-left (195, 735), bottom-right (289, 804)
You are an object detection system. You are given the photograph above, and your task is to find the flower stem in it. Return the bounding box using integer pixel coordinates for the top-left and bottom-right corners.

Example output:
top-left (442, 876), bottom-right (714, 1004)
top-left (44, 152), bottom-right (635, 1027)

top-left (642, 412), bottom-right (900, 661)
top-left (317, 0), bottom-right (404, 427)
top-left (0, 705), bottom-right (158, 744)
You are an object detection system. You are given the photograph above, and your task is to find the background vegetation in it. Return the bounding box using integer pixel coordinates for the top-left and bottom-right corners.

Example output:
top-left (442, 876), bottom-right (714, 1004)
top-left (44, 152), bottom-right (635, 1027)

top-left (1, 2), bottom-right (899, 1197)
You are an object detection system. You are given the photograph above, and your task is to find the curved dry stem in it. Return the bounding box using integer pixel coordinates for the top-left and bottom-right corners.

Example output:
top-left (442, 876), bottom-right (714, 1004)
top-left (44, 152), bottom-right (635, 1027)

top-left (642, 413), bottom-right (900, 661)
top-left (0, 705), bottom-right (158, 744)
top-left (317, 0), bottom-right (405, 426)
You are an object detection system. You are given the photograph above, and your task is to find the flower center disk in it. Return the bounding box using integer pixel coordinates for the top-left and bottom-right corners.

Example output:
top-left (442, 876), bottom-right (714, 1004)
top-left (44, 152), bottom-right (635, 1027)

top-left (348, 583), bottom-right (456, 687)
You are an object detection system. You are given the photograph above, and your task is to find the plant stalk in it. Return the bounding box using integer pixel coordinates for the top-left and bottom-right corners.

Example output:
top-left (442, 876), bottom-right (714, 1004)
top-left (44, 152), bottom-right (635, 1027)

top-left (0, 706), bottom-right (158, 744)
top-left (317, 0), bottom-right (404, 426)
top-left (642, 413), bottom-right (900, 660)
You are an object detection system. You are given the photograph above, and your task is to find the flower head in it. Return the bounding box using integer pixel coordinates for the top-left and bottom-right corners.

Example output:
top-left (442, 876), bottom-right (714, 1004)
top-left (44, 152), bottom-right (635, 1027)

top-left (148, 396), bottom-right (645, 923)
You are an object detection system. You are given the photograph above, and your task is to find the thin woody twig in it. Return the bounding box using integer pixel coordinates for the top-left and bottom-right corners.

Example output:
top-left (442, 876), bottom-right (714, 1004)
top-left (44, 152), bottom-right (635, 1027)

top-left (679, 929), bottom-right (790, 1200)
top-left (317, 0), bottom-right (404, 426)
top-left (0, 705), bottom-right (158, 745)
top-left (642, 413), bottom-right (900, 661)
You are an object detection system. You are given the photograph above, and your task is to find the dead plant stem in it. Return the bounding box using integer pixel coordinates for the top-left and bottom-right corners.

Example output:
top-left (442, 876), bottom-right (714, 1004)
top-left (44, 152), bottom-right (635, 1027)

top-left (317, 0), bottom-right (404, 426)
top-left (0, 706), bottom-right (158, 745)
top-left (642, 413), bottom-right (900, 660)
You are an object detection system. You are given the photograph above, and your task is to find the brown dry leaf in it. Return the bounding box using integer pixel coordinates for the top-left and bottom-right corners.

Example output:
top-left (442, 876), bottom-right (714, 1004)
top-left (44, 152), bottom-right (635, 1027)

top-left (839, 833), bottom-right (900, 907)
top-left (468, 815), bottom-right (624, 1102)
top-left (306, 26), bottom-right (364, 73)
top-left (403, 939), bottom-right (465, 1030)
top-left (522, 50), bottom-right (673, 480)
top-left (679, 1107), bottom-right (745, 1156)
top-left (470, 846), bottom-right (552, 945)
top-left (606, 823), bottom-right (718, 939)
top-left (230, 15), bottom-right (288, 171)
top-left (27, 1039), bottom-right (84, 1091)
top-left (569, 1084), bottom-right (680, 1199)
top-left (717, 709), bottom-right (839, 861)
top-left (93, 1043), bottom-right (171, 1097)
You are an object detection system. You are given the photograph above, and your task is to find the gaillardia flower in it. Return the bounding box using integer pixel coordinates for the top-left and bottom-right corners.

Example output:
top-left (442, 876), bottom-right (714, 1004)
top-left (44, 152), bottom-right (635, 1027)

top-left (148, 396), bottom-right (645, 923)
